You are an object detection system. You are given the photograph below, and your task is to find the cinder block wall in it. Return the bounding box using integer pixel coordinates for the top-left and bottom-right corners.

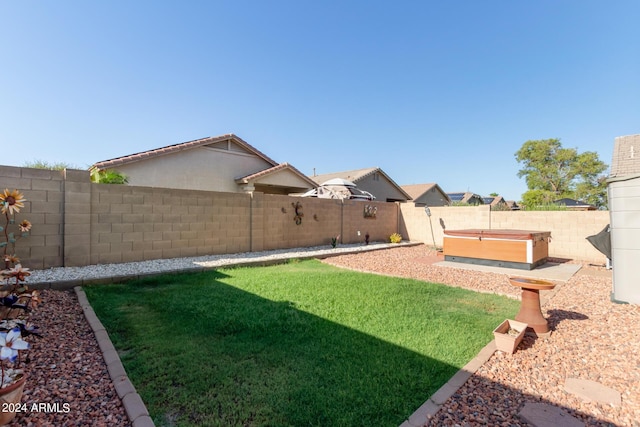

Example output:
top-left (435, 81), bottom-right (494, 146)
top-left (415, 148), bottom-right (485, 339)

top-left (399, 204), bottom-right (610, 263)
top-left (342, 199), bottom-right (398, 245)
top-left (260, 194), bottom-right (341, 250)
top-left (63, 169), bottom-right (92, 267)
top-left (491, 210), bottom-right (609, 262)
top-left (88, 185), bottom-right (252, 265)
top-left (1, 165), bottom-right (400, 268)
top-left (2, 164), bottom-right (610, 269)
top-left (259, 195), bottom-right (398, 250)
top-left (0, 166), bottom-right (65, 269)
top-left (399, 205), bottom-right (489, 250)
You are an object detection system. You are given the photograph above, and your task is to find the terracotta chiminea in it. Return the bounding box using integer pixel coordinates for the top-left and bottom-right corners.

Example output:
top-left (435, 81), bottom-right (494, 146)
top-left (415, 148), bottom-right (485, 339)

top-left (509, 277), bottom-right (556, 335)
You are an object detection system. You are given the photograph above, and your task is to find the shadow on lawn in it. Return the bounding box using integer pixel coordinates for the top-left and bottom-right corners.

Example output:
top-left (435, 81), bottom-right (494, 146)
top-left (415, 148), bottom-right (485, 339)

top-left (87, 271), bottom-right (462, 426)
top-left (85, 271), bottom-right (621, 427)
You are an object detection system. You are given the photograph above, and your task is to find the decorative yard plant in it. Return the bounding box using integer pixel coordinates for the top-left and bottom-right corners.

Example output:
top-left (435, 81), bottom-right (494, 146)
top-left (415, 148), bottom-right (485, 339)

top-left (389, 233), bottom-right (402, 244)
top-left (0, 189), bottom-right (40, 397)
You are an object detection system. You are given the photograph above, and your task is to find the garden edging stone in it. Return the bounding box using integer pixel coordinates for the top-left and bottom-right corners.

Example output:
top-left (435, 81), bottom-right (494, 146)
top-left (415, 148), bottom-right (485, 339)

top-left (74, 286), bottom-right (155, 427)
top-left (401, 340), bottom-right (497, 427)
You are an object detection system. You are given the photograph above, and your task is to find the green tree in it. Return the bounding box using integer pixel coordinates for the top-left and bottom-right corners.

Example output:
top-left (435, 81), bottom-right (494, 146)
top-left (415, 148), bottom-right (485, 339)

top-left (90, 168), bottom-right (129, 184)
top-left (515, 138), bottom-right (608, 208)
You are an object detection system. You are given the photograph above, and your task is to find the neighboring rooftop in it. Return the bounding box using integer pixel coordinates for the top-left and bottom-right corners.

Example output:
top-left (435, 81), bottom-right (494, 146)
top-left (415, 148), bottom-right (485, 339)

top-left (447, 192), bottom-right (484, 204)
top-left (92, 133), bottom-right (278, 170)
top-left (310, 167), bottom-right (411, 202)
top-left (554, 198), bottom-right (597, 210)
top-left (610, 134), bottom-right (640, 177)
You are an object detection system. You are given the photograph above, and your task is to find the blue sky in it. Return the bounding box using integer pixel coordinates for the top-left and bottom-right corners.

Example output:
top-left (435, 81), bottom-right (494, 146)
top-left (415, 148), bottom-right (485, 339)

top-left (2, 1), bottom-right (638, 201)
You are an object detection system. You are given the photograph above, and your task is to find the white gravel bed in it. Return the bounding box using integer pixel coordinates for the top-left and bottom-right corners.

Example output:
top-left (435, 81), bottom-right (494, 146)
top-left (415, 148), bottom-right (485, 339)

top-left (27, 242), bottom-right (407, 284)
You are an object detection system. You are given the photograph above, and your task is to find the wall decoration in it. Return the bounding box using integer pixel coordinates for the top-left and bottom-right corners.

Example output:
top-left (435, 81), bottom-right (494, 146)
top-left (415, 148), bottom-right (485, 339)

top-left (292, 202), bottom-right (303, 225)
top-left (363, 205), bottom-right (377, 219)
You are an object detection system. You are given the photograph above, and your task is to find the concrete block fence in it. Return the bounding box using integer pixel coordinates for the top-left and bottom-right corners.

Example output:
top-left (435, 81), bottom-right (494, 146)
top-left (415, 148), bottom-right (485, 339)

top-left (1, 165), bottom-right (609, 269)
top-left (0, 165), bottom-right (398, 269)
top-left (399, 204), bottom-right (610, 264)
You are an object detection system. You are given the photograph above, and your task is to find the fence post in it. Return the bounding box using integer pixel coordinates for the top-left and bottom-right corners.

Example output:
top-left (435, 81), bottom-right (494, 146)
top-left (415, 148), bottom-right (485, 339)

top-left (62, 169), bottom-right (92, 267)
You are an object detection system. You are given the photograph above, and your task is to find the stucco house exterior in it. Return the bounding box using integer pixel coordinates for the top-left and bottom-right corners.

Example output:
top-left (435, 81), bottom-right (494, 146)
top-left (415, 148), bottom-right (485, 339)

top-left (401, 183), bottom-right (451, 206)
top-left (309, 167), bottom-right (411, 202)
top-left (90, 134), bottom-right (318, 195)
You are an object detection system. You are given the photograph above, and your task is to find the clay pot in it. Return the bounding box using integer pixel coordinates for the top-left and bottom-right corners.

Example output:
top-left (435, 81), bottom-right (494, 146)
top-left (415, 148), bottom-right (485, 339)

top-left (0, 374), bottom-right (27, 426)
top-left (493, 319), bottom-right (528, 354)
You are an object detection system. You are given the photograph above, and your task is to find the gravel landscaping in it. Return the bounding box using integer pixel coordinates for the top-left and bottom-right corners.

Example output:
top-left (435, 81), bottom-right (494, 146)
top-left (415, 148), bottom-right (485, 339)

top-left (322, 245), bottom-right (639, 427)
top-left (10, 243), bottom-right (639, 426)
top-left (24, 243), bottom-right (406, 284)
top-left (11, 290), bottom-right (130, 427)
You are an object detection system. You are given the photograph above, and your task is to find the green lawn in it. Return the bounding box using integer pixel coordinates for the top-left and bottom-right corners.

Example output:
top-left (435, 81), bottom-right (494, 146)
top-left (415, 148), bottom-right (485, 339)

top-left (84, 259), bottom-right (518, 427)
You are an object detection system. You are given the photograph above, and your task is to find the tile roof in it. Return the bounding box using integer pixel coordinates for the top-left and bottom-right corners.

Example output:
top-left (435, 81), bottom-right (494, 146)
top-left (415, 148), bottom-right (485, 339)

top-left (490, 196), bottom-right (506, 206)
top-left (310, 167), bottom-right (412, 200)
top-left (235, 162), bottom-right (318, 187)
top-left (401, 183), bottom-right (439, 200)
top-left (447, 192), bottom-right (483, 204)
top-left (310, 167), bottom-right (379, 184)
top-left (91, 134), bottom-right (279, 170)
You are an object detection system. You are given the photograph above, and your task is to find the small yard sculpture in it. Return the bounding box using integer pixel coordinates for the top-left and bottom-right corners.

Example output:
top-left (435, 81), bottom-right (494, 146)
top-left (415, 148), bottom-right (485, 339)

top-left (292, 202), bottom-right (303, 225)
top-left (363, 205), bottom-right (377, 219)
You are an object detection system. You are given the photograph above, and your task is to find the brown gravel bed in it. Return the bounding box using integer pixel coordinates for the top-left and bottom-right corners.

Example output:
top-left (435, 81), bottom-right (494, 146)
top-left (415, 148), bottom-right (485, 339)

top-left (322, 245), bottom-right (640, 427)
top-left (11, 290), bottom-right (130, 427)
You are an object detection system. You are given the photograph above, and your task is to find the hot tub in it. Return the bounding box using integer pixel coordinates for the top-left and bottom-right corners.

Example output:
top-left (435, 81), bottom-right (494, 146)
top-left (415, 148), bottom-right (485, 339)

top-left (443, 229), bottom-right (551, 270)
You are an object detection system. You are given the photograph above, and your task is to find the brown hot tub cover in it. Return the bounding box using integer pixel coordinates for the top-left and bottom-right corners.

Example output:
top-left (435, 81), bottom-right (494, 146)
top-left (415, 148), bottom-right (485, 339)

top-left (443, 229), bottom-right (549, 240)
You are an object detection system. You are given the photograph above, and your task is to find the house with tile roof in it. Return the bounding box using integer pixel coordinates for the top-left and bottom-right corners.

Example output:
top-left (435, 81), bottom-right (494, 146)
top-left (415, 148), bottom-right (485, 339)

top-left (309, 167), bottom-right (412, 202)
top-left (401, 183), bottom-right (451, 206)
top-left (447, 192), bottom-right (485, 205)
top-left (90, 134), bottom-right (318, 195)
top-left (553, 198), bottom-right (597, 211)
top-left (505, 200), bottom-right (521, 210)
top-left (482, 195), bottom-right (509, 207)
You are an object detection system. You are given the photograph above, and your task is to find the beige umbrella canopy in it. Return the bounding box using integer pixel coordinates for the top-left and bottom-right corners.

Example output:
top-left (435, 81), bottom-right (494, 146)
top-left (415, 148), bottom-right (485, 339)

top-left (320, 178), bottom-right (357, 187)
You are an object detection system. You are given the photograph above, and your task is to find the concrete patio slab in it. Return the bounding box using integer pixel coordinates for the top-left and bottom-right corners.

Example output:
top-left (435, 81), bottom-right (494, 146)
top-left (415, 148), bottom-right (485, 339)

top-left (434, 260), bottom-right (582, 282)
top-left (518, 402), bottom-right (584, 427)
top-left (564, 378), bottom-right (621, 405)
top-left (401, 341), bottom-right (497, 426)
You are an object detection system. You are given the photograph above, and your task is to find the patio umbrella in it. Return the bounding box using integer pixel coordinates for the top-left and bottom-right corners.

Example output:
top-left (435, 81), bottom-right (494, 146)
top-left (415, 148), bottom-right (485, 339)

top-left (320, 178), bottom-right (357, 187)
